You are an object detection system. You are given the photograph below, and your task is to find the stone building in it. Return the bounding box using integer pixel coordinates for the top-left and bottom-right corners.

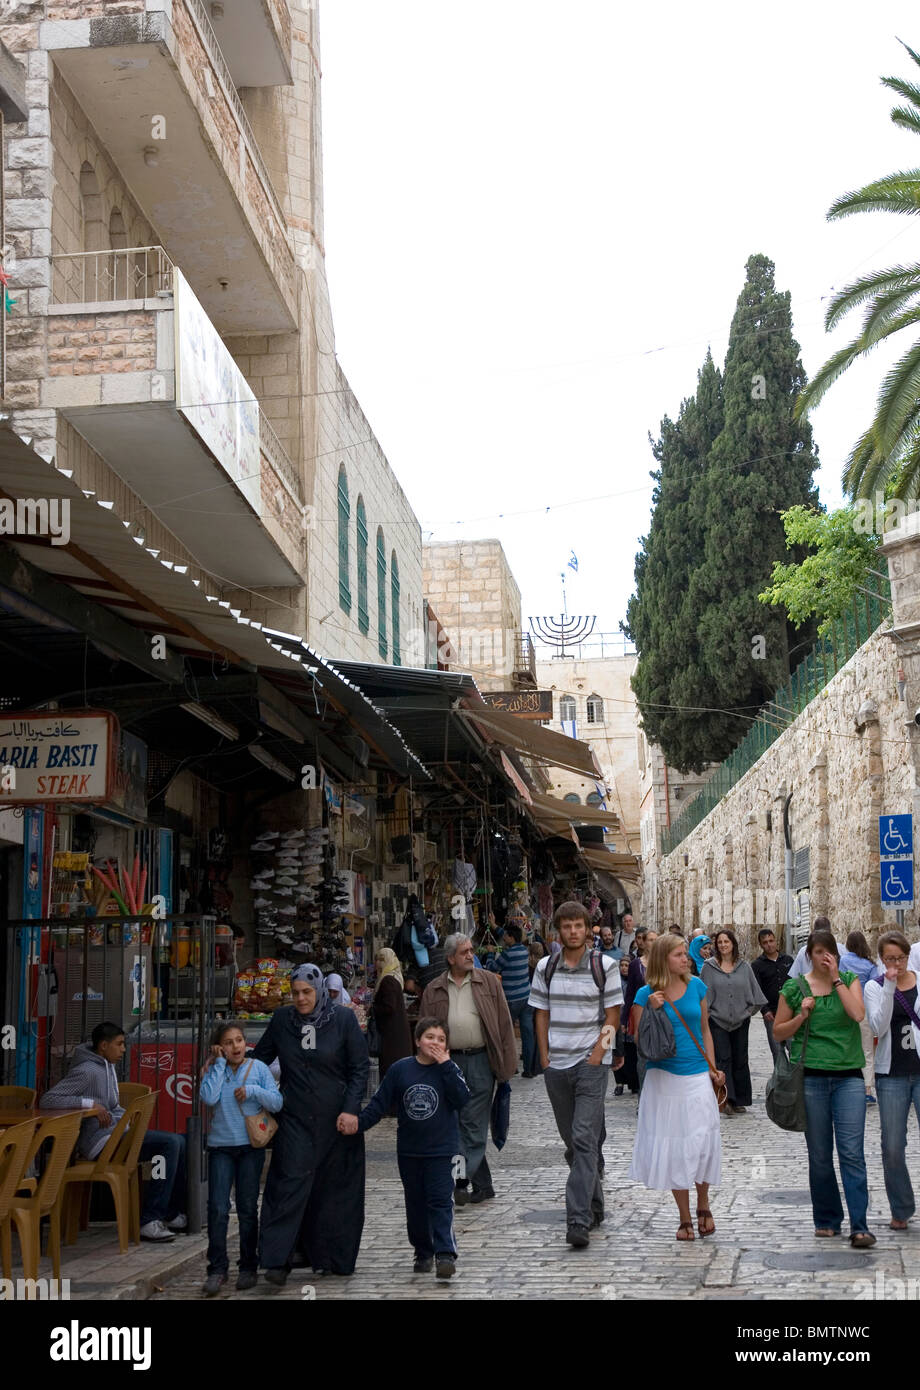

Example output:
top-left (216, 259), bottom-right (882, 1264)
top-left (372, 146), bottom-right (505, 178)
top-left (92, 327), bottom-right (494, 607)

top-left (534, 650), bottom-right (642, 859)
top-left (637, 731), bottom-right (712, 930)
top-left (0, 0), bottom-right (423, 662)
top-left (422, 538), bottom-right (534, 692)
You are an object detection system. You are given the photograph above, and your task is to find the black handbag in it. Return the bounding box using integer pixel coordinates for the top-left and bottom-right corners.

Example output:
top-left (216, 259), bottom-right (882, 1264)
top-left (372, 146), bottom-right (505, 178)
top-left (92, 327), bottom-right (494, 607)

top-left (366, 1007), bottom-right (381, 1057)
top-left (637, 1000), bottom-right (677, 1061)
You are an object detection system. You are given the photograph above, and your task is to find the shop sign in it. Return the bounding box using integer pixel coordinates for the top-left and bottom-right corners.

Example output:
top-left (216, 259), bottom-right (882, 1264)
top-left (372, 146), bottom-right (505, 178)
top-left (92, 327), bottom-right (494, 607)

top-left (481, 689), bottom-right (552, 719)
top-left (0, 711), bottom-right (117, 803)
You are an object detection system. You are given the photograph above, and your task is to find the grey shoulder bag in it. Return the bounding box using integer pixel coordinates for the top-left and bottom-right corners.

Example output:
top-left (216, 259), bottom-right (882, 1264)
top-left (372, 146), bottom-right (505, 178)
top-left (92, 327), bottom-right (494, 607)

top-left (637, 998), bottom-right (677, 1062)
top-left (764, 979), bottom-right (811, 1132)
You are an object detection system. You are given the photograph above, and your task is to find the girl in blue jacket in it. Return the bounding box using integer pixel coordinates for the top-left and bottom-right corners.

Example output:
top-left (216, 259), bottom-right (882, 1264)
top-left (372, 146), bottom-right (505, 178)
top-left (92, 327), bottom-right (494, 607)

top-left (199, 1022), bottom-right (282, 1296)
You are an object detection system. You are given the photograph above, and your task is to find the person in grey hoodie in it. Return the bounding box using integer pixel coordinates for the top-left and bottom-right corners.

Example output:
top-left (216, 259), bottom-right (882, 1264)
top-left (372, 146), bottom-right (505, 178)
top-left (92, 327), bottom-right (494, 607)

top-left (701, 930), bottom-right (767, 1115)
top-left (40, 1019), bottom-right (187, 1243)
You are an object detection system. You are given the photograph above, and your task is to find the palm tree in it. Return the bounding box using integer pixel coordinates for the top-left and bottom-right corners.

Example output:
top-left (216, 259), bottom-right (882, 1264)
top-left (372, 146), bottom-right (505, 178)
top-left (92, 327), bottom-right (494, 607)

top-left (795, 40), bottom-right (920, 500)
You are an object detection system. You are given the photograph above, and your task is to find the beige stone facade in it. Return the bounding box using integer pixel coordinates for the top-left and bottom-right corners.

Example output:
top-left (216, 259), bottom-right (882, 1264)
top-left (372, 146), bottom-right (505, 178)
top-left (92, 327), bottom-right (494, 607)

top-left (0, 0), bottom-right (423, 663)
top-left (654, 621), bottom-right (914, 953)
top-left (423, 539), bottom-right (524, 691)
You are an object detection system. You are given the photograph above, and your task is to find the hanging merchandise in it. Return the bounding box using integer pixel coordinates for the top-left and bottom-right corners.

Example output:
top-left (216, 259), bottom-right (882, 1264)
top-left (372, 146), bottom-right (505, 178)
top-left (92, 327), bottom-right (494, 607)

top-left (452, 856), bottom-right (477, 937)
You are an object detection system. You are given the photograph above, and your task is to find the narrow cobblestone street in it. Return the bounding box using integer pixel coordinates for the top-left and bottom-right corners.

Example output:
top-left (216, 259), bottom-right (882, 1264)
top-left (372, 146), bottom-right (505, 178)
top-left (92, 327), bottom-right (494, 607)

top-left (151, 1026), bottom-right (920, 1302)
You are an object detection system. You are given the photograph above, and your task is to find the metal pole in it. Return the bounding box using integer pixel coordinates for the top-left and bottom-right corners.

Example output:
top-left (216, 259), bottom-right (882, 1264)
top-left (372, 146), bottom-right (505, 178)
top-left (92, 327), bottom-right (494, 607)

top-left (783, 790), bottom-right (794, 958)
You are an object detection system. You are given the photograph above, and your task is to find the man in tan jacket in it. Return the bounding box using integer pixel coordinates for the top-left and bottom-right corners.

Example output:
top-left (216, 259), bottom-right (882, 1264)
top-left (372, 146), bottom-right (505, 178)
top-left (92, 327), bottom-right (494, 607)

top-left (420, 933), bottom-right (516, 1204)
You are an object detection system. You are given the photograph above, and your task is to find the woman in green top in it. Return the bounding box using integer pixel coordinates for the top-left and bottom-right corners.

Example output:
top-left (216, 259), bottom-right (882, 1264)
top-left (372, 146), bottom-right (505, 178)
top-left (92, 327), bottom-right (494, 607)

top-left (774, 927), bottom-right (876, 1248)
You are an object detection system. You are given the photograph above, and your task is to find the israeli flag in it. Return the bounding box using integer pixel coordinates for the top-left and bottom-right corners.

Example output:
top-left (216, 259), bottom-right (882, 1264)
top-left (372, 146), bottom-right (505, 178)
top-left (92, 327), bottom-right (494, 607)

top-left (567, 551), bottom-right (578, 572)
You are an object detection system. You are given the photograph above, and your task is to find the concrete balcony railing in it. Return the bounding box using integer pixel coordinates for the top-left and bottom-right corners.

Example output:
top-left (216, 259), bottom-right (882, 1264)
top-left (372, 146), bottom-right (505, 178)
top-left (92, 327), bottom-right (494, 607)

top-left (41, 2), bottom-right (298, 335)
top-left (44, 247), bottom-right (306, 590)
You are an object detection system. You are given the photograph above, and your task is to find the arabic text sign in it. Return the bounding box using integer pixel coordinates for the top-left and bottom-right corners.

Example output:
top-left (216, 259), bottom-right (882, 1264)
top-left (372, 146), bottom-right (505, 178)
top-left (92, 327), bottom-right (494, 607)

top-left (173, 269), bottom-right (261, 516)
top-left (0, 711), bottom-right (116, 803)
top-left (481, 689), bottom-right (553, 719)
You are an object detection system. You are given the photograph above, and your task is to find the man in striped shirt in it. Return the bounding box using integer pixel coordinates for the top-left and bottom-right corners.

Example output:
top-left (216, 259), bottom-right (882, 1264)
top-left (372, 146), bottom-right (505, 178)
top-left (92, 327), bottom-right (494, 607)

top-left (529, 901), bottom-right (622, 1248)
top-left (493, 924), bottom-right (537, 1077)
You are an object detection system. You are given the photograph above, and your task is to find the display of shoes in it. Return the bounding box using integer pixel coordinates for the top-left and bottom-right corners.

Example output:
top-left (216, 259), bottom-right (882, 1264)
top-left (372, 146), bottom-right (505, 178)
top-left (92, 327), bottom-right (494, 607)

top-left (253, 897), bottom-right (272, 909)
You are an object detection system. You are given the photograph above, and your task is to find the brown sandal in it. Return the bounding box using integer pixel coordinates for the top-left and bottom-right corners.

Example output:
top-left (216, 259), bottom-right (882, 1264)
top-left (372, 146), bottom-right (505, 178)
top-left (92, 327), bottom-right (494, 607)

top-left (697, 1208), bottom-right (715, 1237)
top-left (676, 1222), bottom-right (695, 1241)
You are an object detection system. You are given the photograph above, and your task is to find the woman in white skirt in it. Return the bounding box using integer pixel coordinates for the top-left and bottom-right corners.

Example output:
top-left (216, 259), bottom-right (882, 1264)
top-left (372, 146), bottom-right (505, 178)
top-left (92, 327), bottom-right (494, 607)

top-left (629, 934), bottom-right (725, 1240)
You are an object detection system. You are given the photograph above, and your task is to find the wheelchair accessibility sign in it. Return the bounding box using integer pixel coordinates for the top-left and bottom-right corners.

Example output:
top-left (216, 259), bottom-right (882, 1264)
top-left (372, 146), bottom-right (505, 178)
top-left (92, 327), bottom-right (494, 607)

top-left (879, 815), bottom-right (914, 908)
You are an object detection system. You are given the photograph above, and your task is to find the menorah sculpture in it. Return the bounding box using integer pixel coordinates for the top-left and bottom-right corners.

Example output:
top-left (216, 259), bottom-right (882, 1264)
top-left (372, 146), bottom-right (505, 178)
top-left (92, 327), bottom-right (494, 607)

top-left (529, 614), bottom-right (596, 659)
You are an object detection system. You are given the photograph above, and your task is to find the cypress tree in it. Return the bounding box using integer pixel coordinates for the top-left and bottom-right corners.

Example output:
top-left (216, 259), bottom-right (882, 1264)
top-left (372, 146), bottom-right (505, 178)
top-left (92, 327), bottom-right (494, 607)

top-left (626, 255), bottom-right (819, 773)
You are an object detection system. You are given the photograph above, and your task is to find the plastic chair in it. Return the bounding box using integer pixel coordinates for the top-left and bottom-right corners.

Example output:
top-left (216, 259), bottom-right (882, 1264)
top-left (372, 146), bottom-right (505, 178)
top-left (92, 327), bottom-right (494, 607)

top-left (0, 1086), bottom-right (36, 1112)
top-left (60, 1092), bottom-right (156, 1254)
top-left (118, 1082), bottom-right (152, 1106)
top-left (8, 1112), bottom-right (83, 1280)
top-left (0, 1119), bottom-right (38, 1279)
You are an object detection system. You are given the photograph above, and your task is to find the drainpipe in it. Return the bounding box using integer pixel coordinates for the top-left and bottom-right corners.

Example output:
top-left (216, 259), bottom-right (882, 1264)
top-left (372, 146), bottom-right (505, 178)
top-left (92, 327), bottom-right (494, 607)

top-left (663, 759), bottom-right (671, 829)
top-left (783, 789), bottom-right (794, 958)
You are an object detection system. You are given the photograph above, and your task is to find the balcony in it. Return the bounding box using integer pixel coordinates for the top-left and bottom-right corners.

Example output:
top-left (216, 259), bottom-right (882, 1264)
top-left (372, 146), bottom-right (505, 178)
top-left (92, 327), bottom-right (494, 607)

top-left (43, 247), bottom-right (306, 589)
top-left (41, 1), bottom-right (297, 334)
top-left (512, 632), bottom-right (537, 689)
top-left (206, 0), bottom-right (293, 87)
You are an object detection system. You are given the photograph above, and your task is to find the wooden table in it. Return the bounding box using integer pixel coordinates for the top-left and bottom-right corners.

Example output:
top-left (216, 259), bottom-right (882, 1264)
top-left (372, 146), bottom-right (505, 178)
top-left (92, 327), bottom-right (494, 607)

top-left (0, 1106), bottom-right (86, 1132)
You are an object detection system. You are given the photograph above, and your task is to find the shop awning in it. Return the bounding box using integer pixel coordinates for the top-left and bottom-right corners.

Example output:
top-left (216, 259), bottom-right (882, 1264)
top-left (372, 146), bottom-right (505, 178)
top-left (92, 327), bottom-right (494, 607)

top-left (0, 427), bottom-right (429, 780)
top-left (527, 790), bottom-right (619, 831)
top-left (579, 846), bottom-right (641, 880)
top-left (459, 705), bottom-right (603, 779)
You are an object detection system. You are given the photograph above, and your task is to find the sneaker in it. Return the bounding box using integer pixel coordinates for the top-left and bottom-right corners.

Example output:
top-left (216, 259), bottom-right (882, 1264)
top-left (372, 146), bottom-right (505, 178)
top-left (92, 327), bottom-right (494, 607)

top-left (454, 1187), bottom-right (470, 1206)
top-left (614, 1084), bottom-right (624, 1096)
top-left (866, 1093), bottom-right (877, 1104)
top-left (263, 1268), bottom-right (288, 1287)
top-left (435, 1255), bottom-right (456, 1279)
top-left (236, 1270), bottom-right (258, 1291)
top-left (140, 1220), bottom-right (176, 1243)
top-left (566, 1224), bottom-right (590, 1248)
top-left (412, 1255), bottom-right (434, 1274)
top-left (166, 1213), bottom-right (188, 1232)
top-left (202, 1272), bottom-right (226, 1297)
top-left (469, 1187), bottom-right (495, 1204)
top-left (589, 1210), bottom-right (605, 1229)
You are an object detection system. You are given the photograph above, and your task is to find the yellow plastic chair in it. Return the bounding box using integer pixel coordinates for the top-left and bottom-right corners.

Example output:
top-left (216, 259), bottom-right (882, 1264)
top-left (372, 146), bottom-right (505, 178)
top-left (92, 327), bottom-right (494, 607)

top-left (60, 1092), bottom-right (156, 1253)
top-left (8, 1111), bottom-right (83, 1280)
top-left (0, 1086), bottom-right (36, 1112)
top-left (0, 1119), bottom-right (39, 1279)
top-left (118, 1082), bottom-right (152, 1107)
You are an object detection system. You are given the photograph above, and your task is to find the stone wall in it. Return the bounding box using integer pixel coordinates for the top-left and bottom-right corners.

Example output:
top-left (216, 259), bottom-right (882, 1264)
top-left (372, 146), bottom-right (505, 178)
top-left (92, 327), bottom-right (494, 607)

top-left (423, 539), bottom-right (523, 690)
top-left (46, 308), bottom-right (157, 375)
top-left (655, 623), bottom-right (912, 952)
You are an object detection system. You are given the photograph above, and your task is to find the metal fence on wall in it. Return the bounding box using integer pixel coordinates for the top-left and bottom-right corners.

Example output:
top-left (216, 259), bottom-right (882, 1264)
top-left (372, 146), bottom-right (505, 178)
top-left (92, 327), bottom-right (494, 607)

top-left (2, 912), bottom-right (219, 1232)
top-left (661, 578), bottom-right (892, 858)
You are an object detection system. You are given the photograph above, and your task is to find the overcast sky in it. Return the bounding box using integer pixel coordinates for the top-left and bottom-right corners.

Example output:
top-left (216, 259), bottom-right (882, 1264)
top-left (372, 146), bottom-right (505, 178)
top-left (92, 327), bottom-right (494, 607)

top-left (318, 0), bottom-right (918, 647)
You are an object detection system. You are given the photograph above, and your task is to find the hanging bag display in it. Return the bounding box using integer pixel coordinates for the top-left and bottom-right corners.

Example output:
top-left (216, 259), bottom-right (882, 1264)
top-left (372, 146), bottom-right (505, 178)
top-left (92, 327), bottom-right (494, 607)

top-left (236, 1060), bottom-right (278, 1148)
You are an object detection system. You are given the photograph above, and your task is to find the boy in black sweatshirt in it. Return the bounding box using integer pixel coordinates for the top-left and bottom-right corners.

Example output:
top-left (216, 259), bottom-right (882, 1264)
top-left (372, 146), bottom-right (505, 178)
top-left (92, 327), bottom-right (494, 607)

top-left (339, 1016), bottom-right (470, 1278)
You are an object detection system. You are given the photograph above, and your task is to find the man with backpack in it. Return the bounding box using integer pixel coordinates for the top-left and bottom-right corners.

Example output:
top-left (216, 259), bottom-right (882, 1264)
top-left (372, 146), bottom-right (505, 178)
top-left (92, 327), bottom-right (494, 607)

top-left (529, 901), bottom-right (623, 1248)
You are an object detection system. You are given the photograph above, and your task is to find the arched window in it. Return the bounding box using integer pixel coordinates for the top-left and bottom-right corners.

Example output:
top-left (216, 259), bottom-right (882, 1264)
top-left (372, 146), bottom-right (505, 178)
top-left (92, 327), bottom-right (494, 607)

top-left (586, 791), bottom-right (604, 807)
top-left (108, 208), bottom-right (129, 298)
top-left (337, 465), bottom-right (351, 613)
top-left (390, 550), bottom-right (401, 666)
top-left (559, 694), bottom-right (576, 723)
top-left (80, 162), bottom-right (105, 266)
top-left (376, 527), bottom-right (387, 659)
top-left (563, 792), bottom-right (581, 804)
top-left (356, 496), bottom-right (369, 635)
top-left (586, 693), bottom-right (604, 724)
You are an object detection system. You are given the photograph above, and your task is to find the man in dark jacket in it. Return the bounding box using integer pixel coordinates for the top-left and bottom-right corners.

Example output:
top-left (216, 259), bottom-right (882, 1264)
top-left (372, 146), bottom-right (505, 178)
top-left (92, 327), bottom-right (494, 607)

top-left (751, 928), bottom-right (793, 1061)
top-left (420, 934), bottom-right (516, 1205)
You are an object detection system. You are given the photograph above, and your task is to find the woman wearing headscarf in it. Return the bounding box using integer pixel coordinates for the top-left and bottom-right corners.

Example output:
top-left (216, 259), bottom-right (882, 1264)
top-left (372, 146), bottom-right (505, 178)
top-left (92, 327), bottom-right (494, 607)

top-left (372, 947), bottom-right (413, 1078)
top-left (252, 963), bottom-right (369, 1283)
top-left (689, 935), bottom-right (711, 978)
top-left (325, 972), bottom-right (352, 1006)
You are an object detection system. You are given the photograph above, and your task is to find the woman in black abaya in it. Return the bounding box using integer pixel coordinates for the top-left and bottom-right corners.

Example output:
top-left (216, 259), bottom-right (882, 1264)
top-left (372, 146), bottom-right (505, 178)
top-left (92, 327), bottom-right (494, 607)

top-left (253, 963), bottom-right (369, 1282)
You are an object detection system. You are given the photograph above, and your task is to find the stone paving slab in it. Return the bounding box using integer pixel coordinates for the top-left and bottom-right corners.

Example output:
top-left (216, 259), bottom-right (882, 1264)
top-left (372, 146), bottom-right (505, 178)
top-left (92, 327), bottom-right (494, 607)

top-left (47, 1025), bottom-right (920, 1301)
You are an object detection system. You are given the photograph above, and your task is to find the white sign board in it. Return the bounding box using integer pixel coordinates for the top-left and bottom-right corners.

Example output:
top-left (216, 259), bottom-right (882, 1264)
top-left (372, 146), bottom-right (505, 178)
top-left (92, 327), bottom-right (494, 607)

top-left (173, 268), bottom-right (261, 516)
top-left (0, 711), bottom-right (116, 802)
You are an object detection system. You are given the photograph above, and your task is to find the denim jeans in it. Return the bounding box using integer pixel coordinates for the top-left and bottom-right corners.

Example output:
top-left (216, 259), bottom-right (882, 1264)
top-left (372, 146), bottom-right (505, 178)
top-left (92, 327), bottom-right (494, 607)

top-left (207, 1144), bottom-right (266, 1275)
top-left (139, 1130), bottom-right (186, 1225)
top-left (544, 1061), bottom-right (608, 1228)
top-left (876, 1073), bottom-right (920, 1221)
top-left (803, 1074), bottom-right (869, 1234)
top-left (508, 997), bottom-right (536, 1074)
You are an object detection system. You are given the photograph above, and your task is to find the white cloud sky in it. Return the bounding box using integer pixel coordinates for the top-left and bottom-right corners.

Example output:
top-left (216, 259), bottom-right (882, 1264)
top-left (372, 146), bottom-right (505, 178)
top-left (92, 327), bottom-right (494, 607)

top-left (318, 0), bottom-right (918, 643)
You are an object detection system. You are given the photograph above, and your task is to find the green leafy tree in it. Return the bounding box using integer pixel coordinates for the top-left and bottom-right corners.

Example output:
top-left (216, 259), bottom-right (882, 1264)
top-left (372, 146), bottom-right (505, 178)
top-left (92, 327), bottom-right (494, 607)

top-left (796, 41), bottom-right (920, 500)
top-left (626, 255), bottom-right (819, 773)
top-left (759, 505), bottom-right (886, 634)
